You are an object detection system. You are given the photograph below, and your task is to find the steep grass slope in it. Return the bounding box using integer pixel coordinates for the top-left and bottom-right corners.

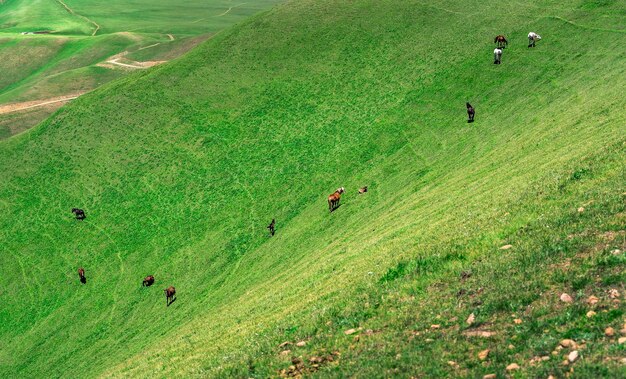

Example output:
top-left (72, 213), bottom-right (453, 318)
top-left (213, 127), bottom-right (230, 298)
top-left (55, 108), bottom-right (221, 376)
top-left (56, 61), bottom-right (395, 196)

top-left (0, 0), bottom-right (624, 377)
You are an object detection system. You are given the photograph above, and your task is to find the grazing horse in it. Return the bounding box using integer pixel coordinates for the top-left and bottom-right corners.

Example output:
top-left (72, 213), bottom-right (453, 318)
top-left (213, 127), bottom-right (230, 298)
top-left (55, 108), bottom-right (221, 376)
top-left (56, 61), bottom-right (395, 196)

top-left (164, 286), bottom-right (176, 306)
top-left (466, 102), bottom-right (475, 123)
top-left (494, 35), bottom-right (508, 48)
top-left (528, 32), bottom-right (541, 47)
top-left (358, 186), bottom-right (368, 194)
top-left (328, 187), bottom-right (345, 212)
top-left (78, 267), bottom-right (86, 284)
top-left (494, 48), bottom-right (503, 64)
top-left (267, 218), bottom-right (276, 236)
top-left (142, 275), bottom-right (155, 287)
top-left (71, 208), bottom-right (86, 220)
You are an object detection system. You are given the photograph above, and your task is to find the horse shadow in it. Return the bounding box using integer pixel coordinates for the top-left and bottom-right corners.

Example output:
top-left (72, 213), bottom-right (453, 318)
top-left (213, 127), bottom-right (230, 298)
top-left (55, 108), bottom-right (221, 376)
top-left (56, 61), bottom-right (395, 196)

top-left (80, 277), bottom-right (87, 284)
top-left (167, 297), bottom-right (177, 307)
top-left (330, 204), bottom-right (343, 212)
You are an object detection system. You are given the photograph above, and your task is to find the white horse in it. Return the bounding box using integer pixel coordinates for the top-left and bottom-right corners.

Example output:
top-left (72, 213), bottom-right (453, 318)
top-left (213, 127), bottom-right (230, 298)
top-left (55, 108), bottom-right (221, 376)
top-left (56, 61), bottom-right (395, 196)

top-left (493, 48), bottom-right (503, 64)
top-left (528, 32), bottom-right (541, 47)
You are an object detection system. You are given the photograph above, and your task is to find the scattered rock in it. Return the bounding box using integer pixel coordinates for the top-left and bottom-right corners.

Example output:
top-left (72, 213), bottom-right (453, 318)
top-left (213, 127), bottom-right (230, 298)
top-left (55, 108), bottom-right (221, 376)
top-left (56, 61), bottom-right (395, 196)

top-left (560, 339), bottom-right (576, 348)
top-left (514, 318), bottom-right (522, 324)
top-left (280, 349), bottom-right (291, 356)
top-left (548, 375), bottom-right (555, 379)
top-left (483, 374), bottom-right (496, 379)
top-left (344, 328), bottom-right (357, 335)
top-left (609, 289), bottom-right (620, 299)
top-left (568, 350), bottom-right (579, 363)
top-left (463, 330), bottom-right (496, 338)
top-left (506, 363), bottom-right (520, 371)
top-left (577, 207), bottom-right (585, 213)
top-left (478, 349), bottom-right (490, 361)
top-left (466, 313), bottom-right (476, 326)
top-left (618, 337), bottom-right (626, 344)
top-left (587, 295), bottom-right (599, 305)
top-left (296, 341), bottom-right (307, 347)
top-left (425, 338), bottom-right (434, 342)
top-left (508, 344), bottom-right (515, 350)
top-left (620, 358), bottom-right (626, 365)
top-left (542, 356), bottom-right (550, 361)
top-left (586, 311), bottom-right (596, 318)
top-left (605, 327), bottom-right (615, 337)
top-left (279, 341), bottom-right (292, 348)
top-left (560, 293), bottom-right (573, 303)
top-left (611, 249), bottom-right (622, 255)
top-left (500, 244), bottom-right (513, 250)
top-left (447, 360), bottom-right (458, 368)
top-left (431, 324), bottom-right (441, 329)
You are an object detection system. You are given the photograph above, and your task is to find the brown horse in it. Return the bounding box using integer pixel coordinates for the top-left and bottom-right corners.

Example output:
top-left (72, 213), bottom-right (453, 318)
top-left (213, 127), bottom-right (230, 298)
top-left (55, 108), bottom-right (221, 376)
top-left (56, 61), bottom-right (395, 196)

top-left (164, 286), bottom-right (176, 306)
top-left (328, 187), bottom-right (345, 212)
top-left (267, 218), bottom-right (276, 236)
top-left (78, 267), bottom-right (86, 284)
top-left (466, 102), bottom-right (475, 123)
top-left (494, 35), bottom-right (508, 48)
top-left (142, 275), bottom-right (155, 287)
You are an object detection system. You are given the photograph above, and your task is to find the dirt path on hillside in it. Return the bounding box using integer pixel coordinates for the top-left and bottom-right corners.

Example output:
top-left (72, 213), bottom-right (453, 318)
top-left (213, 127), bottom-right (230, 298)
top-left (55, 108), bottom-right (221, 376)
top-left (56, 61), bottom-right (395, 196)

top-left (56, 0), bottom-right (101, 36)
top-left (0, 93), bottom-right (84, 115)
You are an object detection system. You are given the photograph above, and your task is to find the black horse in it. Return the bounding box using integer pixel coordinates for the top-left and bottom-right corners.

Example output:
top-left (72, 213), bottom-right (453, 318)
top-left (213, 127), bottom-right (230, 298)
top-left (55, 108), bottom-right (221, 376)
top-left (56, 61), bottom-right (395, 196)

top-left (267, 218), bottom-right (276, 236)
top-left (71, 208), bottom-right (86, 220)
top-left (466, 102), bottom-right (475, 123)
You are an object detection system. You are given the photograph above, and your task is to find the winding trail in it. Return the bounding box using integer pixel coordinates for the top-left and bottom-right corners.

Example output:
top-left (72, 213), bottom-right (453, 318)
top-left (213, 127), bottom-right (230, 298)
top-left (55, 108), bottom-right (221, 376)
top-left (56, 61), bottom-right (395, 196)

top-left (56, 0), bottom-right (101, 36)
top-left (0, 94), bottom-right (83, 115)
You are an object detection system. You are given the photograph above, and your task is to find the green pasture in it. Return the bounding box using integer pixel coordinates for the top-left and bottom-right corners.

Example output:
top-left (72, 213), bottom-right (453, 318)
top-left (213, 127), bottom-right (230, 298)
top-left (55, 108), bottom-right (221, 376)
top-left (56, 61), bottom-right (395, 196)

top-left (0, 0), bottom-right (624, 377)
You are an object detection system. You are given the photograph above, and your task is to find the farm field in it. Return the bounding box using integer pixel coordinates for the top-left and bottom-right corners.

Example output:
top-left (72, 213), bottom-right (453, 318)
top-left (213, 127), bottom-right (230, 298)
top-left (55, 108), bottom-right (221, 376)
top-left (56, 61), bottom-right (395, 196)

top-left (0, 0), bottom-right (625, 377)
top-left (0, 0), bottom-right (282, 139)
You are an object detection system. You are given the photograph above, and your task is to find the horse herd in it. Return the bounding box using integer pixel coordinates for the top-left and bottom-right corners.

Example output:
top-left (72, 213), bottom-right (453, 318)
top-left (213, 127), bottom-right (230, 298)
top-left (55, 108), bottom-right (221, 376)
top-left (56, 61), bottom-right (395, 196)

top-left (72, 185), bottom-right (368, 306)
top-left (466, 32), bottom-right (543, 122)
top-left (492, 32), bottom-right (542, 65)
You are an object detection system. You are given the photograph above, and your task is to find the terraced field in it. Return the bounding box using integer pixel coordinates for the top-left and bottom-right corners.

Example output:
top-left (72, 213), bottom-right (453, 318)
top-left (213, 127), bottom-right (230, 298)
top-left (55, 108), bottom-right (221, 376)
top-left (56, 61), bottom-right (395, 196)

top-left (0, 0), bottom-right (624, 377)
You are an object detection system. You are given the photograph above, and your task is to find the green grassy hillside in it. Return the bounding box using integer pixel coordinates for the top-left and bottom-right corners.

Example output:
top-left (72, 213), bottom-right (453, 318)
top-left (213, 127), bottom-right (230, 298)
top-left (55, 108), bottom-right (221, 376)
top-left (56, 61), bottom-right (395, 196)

top-left (0, 0), bottom-right (624, 377)
top-left (0, 0), bottom-right (282, 138)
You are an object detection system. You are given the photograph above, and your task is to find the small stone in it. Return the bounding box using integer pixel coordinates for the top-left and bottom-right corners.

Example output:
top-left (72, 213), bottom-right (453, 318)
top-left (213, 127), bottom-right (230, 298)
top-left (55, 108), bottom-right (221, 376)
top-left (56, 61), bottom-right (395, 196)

top-left (568, 350), bottom-right (579, 363)
top-left (483, 375), bottom-right (496, 379)
top-left (280, 349), bottom-right (291, 356)
top-left (548, 375), bottom-right (555, 379)
top-left (344, 328), bottom-right (357, 335)
top-left (586, 311), bottom-right (596, 318)
top-left (296, 341), bottom-right (306, 347)
top-left (562, 359), bottom-right (569, 366)
top-left (620, 358), bottom-right (626, 365)
top-left (587, 295), bottom-right (599, 305)
top-left (431, 324), bottom-right (441, 329)
top-left (605, 327), bottom-right (615, 337)
top-left (447, 360), bottom-right (458, 367)
top-left (611, 249), bottom-right (622, 255)
top-left (560, 293), bottom-right (573, 303)
top-left (506, 363), bottom-right (520, 371)
top-left (618, 337), bottom-right (626, 344)
top-left (508, 344), bottom-right (515, 350)
top-left (560, 339), bottom-right (576, 348)
top-left (425, 338), bottom-right (434, 342)
top-left (466, 313), bottom-right (476, 325)
top-left (514, 318), bottom-right (522, 324)
top-left (577, 207), bottom-right (585, 213)
top-left (620, 328), bottom-right (626, 336)
top-left (478, 349), bottom-right (490, 361)
top-left (541, 356), bottom-right (550, 361)
top-left (500, 244), bottom-right (513, 250)
top-left (609, 289), bottom-right (620, 299)
top-left (279, 341), bottom-right (292, 348)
